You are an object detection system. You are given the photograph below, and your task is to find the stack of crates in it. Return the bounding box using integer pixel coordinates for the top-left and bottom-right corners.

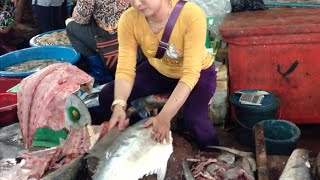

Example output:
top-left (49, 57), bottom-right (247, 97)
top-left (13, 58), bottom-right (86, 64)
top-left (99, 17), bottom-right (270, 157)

top-left (209, 41), bottom-right (229, 126)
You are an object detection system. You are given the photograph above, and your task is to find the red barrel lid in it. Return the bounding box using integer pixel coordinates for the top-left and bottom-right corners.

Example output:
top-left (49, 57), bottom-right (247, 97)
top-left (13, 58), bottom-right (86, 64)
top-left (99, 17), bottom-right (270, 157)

top-left (221, 8), bottom-right (320, 38)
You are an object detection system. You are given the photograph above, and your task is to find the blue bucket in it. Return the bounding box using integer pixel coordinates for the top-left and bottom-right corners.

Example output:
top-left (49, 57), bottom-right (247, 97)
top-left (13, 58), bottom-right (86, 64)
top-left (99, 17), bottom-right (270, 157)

top-left (0, 46), bottom-right (80, 78)
top-left (229, 89), bottom-right (281, 146)
top-left (259, 119), bottom-right (301, 155)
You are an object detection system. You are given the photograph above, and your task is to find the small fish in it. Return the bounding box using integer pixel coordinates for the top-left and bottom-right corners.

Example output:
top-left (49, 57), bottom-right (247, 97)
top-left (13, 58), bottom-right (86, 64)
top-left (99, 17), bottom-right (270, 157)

top-left (92, 119), bottom-right (173, 180)
top-left (4, 59), bottom-right (61, 72)
top-left (35, 31), bottom-right (71, 46)
top-left (207, 146), bottom-right (256, 171)
top-left (182, 160), bottom-right (195, 180)
top-left (279, 149), bottom-right (312, 180)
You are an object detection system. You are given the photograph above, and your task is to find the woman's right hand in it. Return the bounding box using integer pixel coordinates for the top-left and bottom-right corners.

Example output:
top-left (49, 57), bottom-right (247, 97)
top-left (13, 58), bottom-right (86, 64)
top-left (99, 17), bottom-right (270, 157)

top-left (108, 105), bottom-right (129, 131)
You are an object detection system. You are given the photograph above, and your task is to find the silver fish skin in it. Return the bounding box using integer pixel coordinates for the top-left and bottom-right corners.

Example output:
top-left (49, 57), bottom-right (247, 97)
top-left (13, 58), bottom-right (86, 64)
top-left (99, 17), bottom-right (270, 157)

top-left (279, 149), bottom-right (312, 180)
top-left (92, 119), bottom-right (173, 180)
top-left (207, 145), bottom-right (256, 171)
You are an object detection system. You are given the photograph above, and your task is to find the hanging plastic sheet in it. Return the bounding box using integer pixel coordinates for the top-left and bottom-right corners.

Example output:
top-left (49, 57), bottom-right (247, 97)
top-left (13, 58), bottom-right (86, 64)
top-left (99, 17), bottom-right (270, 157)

top-left (189, 0), bottom-right (231, 39)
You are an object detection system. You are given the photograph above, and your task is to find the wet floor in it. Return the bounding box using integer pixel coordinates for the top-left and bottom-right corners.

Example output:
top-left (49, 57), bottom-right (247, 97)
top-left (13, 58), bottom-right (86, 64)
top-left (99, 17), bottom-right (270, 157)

top-left (296, 124), bottom-right (320, 157)
top-left (1, 121), bottom-right (319, 180)
top-left (157, 121), bottom-right (320, 180)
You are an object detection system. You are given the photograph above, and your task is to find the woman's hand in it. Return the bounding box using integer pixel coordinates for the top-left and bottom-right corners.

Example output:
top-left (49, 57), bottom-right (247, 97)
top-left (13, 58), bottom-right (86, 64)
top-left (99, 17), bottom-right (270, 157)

top-left (144, 115), bottom-right (171, 144)
top-left (108, 105), bottom-right (129, 131)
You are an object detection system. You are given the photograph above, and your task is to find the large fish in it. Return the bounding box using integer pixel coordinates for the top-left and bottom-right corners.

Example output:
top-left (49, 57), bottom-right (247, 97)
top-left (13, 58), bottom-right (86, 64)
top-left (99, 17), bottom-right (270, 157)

top-left (92, 119), bottom-right (173, 180)
top-left (17, 63), bottom-right (93, 149)
top-left (279, 149), bottom-right (312, 180)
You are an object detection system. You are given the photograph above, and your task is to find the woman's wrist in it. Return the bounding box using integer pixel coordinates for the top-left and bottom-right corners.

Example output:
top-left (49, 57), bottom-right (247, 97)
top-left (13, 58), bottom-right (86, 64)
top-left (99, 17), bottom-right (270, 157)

top-left (111, 99), bottom-right (127, 111)
top-left (158, 111), bottom-right (173, 123)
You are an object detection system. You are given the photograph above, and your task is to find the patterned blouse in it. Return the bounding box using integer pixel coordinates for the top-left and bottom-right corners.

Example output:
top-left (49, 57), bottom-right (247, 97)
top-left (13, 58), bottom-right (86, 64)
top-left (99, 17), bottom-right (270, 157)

top-left (72, 0), bottom-right (130, 34)
top-left (0, 0), bottom-right (15, 30)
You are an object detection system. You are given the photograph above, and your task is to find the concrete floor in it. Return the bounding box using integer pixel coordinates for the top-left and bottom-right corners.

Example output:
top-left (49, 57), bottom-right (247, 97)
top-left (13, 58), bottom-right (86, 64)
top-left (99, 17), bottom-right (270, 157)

top-left (150, 121), bottom-right (320, 180)
top-left (295, 124), bottom-right (320, 157)
top-left (1, 121), bottom-right (319, 180)
top-left (218, 122), bottom-right (320, 179)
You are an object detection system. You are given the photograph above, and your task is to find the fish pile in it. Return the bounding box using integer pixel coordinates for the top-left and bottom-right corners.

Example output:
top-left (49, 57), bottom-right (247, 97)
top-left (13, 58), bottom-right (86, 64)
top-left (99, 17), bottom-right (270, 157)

top-left (93, 119), bottom-right (173, 180)
top-left (17, 63), bottom-right (93, 149)
top-left (0, 63), bottom-right (109, 179)
top-left (279, 149), bottom-right (312, 180)
top-left (34, 31), bottom-right (71, 46)
top-left (185, 147), bottom-right (256, 180)
top-left (4, 59), bottom-right (62, 72)
top-left (0, 125), bottom-right (107, 180)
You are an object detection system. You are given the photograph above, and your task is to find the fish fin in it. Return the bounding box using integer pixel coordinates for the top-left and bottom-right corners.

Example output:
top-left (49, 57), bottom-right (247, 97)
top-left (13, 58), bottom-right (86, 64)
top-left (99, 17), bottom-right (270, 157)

top-left (157, 166), bottom-right (167, 180)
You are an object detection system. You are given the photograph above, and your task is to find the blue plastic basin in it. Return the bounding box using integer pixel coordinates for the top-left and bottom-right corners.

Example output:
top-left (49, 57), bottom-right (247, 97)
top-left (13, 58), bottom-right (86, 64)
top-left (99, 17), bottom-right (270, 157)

top-left (29, 29), bottom-right (71, 47)
top-left (259, 119), bottom-right (301, 155)
top-left (0, 46), bottom-right (80, 77)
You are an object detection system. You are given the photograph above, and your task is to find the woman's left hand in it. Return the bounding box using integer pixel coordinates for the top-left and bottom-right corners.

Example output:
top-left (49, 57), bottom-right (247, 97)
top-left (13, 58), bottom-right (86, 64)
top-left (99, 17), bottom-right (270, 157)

top-left (143, 116), bottom-right (171, 144)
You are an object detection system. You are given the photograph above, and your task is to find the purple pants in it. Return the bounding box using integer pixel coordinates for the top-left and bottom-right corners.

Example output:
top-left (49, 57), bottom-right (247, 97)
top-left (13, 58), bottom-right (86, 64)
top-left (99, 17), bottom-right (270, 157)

top-left (98, 61), bottom-right (218, 147)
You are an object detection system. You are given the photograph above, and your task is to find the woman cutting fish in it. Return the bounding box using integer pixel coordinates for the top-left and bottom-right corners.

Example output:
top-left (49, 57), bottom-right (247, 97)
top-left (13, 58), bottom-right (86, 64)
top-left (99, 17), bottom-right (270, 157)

top-left (97, 0), bottom-right (219, 148)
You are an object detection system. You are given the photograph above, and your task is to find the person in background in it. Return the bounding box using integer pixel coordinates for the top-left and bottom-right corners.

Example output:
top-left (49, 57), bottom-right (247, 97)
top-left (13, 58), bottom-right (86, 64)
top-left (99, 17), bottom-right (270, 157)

top-left (97, 0), bottom-right (219, 149)
top-left (32, 0), bottom-right (67, 32)
top-left (0, 0), bottom-right (14, 31)
top-left (66, 0), bottom-right (130, 84)
top-left (0, 0), bottom-right (15, 54)
top-left (0, 0), bottom-right (40, 54)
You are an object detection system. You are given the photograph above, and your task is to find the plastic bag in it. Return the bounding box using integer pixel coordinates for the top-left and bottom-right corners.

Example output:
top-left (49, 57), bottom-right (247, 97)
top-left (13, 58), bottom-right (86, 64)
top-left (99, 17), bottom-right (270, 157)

top-left (189, 0), bottom-right (231, 39)
top-left (230, 0), bottom-right (266, 12)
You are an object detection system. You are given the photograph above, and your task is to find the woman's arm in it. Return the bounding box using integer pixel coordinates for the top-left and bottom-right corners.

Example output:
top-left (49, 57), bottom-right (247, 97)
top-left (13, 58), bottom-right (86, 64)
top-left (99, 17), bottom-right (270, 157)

top-left (108, 9), bottom-right (138, 130)
top-left (13, 0), bottom-right (27, 24)
top-left (108, 78), bottom-right (133, 130)
top-left (180, 4), bottom-right (208, 90)
top-left (11, 0), bottom-right (34, 31)
top-left (158, 81), bottom-right (191, 122)
top-left (144, 81), bottom-right (191, 143)
top-left (115, 9), bottom-right (138, 84)
top-left (113, 78), bottom-right (133, 107)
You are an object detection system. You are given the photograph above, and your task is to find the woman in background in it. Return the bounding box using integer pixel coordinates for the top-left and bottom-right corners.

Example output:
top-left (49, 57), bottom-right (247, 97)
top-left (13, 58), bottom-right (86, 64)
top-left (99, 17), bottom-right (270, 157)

top-left (32, 0), bottom-right (67, 32)
top-left (0, 0), bottom-right (40, 54)
top-left (66, 0), bottom-right (130, 84)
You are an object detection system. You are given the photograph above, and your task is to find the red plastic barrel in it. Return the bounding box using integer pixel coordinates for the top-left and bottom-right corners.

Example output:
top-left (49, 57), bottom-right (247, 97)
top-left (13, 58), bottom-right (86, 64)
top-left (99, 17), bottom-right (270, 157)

top-left (0, 93), bottom-right (18, 127)
top-left (0, 77), bottom-right (22, 93)
top-left (221, 8), bottom-right (320, 124)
